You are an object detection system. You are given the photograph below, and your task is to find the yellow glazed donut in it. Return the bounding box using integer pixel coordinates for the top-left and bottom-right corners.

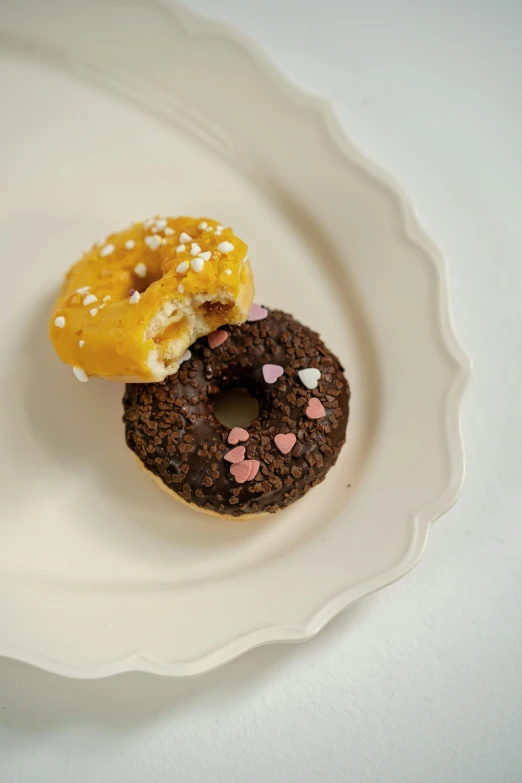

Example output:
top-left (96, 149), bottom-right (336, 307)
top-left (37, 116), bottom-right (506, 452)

top-left (49, 217), bottom-right (254, 382)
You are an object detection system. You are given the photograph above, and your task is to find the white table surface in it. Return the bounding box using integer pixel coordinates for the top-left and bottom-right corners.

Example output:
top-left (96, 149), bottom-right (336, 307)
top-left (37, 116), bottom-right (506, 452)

top-left (1, 1), bottom-right (521, 781)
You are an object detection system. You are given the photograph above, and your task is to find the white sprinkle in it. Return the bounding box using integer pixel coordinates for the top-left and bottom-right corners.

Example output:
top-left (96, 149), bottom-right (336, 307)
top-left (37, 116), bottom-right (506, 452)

top-left (54, 316), bottom-right (66, 328)
top-left (190, 243), bottom-right (202, 256)
top-left (164, 227), bottom-right (174, 236)
top-left (216, 225), bottom-right (224, 231)
top-left (176, 260), bottom-right (189, 274)
top-left (73, 366), bottom-right (89, 382)
top-left (224, 269), bottom-right (232, 276)
top-left (144, 235), bottom-right (161, 250)
top-left (154, 218), bottom-right (167, 231)
top-left (76, 286), bottom-right (90, 294)
top-left (215, 229), bottom-right (223, 236)
top-left (98, 304), bottom-right (105, 309)
top-left (191, 257), bottom-right (204, 273)
top-left (181, 349), bottom-right (191, 363)
top-left (125, 240), bottom-right (135, 250)
top-left (129, 290), bottom-right (141, 304)
top-left (198, 221), bottom-right (208, 230)
top-left (298, 367), bottom-right (321, 390)
top-left (205, 226), bottom-right (213, 232)
top-left (179, 232), bottom-right (192, 243)
top-left (100, 243), bottom-right (115, 257)
top-left (83, 294), bottom-right (97, 306)
top-left (218, 241), bottom-right (234, 253)
top-left (134, 262), bottom-right (147, 278)
top-left (176, 244), bottom-right (186, 253)
top-left (90, 308), bottom-right (98, 316)
top-left (103, 295), bottom-right (111, 302)
top-left (177, 283), bottom-right (184, 294)
top-left (79, 340), bottom-right (85, 348)
top-left (198, 251), bottom-right (211, 261)
top-left (143, 218), bottom-right (155, 229)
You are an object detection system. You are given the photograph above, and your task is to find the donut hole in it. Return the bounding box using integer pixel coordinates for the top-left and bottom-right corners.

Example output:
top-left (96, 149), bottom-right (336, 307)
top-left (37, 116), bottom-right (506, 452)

top-left (213, 387), bottom-right (260, 429)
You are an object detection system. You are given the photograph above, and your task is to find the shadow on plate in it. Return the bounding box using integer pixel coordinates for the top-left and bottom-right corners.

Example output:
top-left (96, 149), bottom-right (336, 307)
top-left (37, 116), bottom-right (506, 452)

top-left (0, 597), bottom-right (371, 734)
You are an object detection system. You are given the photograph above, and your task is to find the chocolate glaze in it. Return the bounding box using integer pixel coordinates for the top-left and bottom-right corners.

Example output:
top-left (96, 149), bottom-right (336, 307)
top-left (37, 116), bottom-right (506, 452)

top-left (123, 309), bottom-right (350, 516)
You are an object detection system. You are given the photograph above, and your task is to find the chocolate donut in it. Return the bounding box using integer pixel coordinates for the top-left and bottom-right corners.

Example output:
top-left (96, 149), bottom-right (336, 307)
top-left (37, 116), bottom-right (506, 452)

top-left (123, 307), bottom-right (350, 518)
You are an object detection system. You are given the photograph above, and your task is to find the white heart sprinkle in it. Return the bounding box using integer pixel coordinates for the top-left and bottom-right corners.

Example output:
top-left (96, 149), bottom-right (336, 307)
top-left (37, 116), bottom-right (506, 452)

top-left (190, 243), bottom-right (202, 256)
top-left (129, 291), bottom-right (141, 304)
top-left (143, 218), bottom-right (155, 229)
top-left (198, 251), bottom-right (211, 261)
top-left (103, 295), bottom-right (111, 302)
top-left (224, 269), bottom-right (232, 276)
top-left (154, 218), bottom-right (167, 231)
top-left (164, 227), bottom-right (174, 236)
top-left (298, 367), bottom-right (321, 389)
top-left (145, 235), bottom-right (161, 250)
top-left (125, 240), bottom-right (135, 250)
top-left (73, 366), bottom-right (89, 382)
top-left (100, 243), bottom-right (115, 257)
top-left (181, 349), bottom-right (191, 363)
top-left (79, 340), bottom-right (85, 348)
top-left (83, 294), bottom-right (97, 306)
top-left (134, 262), bottom-right (147, 278)
top-left (217, 241), bottom-right (234, 253)
top-left (179, 232), bottom-right (192, 243)
top-left (177, 283), bottom-right (184, 294)
top-left (54, 316), bottom-right (65, 328)
top-left (205, 226), bottom-right (213, 232)
top-left (191, 257), bottom-right (204, 273)
top-left (176, 244), bottom-right (186, 253)
top-left (176, 261), bottom-right (189, 274)
top-left (216, 225), bottom-right (224, 231)
top-left (89, 308), bottom-right (98, 316)
top-left (198, 221), bottom-right (208, 230)
top-left (76, 286), bottom-right (90, 294)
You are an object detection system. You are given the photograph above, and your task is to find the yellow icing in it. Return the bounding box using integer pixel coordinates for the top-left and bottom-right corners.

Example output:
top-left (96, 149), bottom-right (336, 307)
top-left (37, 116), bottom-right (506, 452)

top-left (49, 217), bottom-right (248, 380)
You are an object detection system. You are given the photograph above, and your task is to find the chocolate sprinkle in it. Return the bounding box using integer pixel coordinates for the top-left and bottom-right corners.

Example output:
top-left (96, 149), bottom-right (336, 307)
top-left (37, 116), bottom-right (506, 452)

top-left (123, 308), bottom-right (350, 517)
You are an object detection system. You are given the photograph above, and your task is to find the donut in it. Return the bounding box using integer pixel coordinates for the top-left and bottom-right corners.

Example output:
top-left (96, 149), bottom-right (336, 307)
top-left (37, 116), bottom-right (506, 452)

top-left (123, 307), bottom-right (350, 518)
top-left (49, 217), bottom-right (254, 382)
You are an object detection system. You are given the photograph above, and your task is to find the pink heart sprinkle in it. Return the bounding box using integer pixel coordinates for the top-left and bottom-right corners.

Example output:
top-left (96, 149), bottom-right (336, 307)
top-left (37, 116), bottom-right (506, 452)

top-left (262, 364), bottom-right (284, 384)
top-left (274, 433), bottom-right (296, 455)
top-left (128, 288), bottom-right (136, 297)
top-left (208, 329), bottom-right (229, 349)
top-left (230, 460), bottom-right (258, 484)
top-left (247, 303), bottom-right (268, 322)
top-left (228, 427), bottom-right (249, 445)
top-left (305, 397), bottom-right (326, 420)
top-left (224, 446), bottom-right (245, 463)
top-left (246, 460), bottom-right (260, 481)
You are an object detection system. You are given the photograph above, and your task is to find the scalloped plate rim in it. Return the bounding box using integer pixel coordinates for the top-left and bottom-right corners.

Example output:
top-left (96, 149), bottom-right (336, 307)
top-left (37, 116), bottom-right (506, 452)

top-left (0, 0), bottom-right (471, 678)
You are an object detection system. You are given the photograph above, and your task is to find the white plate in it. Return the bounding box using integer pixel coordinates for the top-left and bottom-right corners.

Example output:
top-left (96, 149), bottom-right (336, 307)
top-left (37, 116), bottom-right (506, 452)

top-left (0, 0), bottom-right (470, 678)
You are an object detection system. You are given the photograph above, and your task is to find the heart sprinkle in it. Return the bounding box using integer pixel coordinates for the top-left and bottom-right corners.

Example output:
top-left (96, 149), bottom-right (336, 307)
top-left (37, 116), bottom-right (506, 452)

top-left (208, 330), bottom-right (229, 349)
top-left (230, 460), bottom-right (260, 484)
top-left (224, 446), bottom-right (246, 463)
top-left (305, 397), bottom-right (326, 419)
top-left (246, 460), bottom-right (260, 480)
top-left (247, 303), bottom-right (268, 322)
top-left (228, 427), bottom-right (249, 445)
top-left (274, 433), bottom-right (296, 455)
top-left (262, 364), bottom-right (284, 384)
top-left (298, 367), bottom-right (321, 390)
